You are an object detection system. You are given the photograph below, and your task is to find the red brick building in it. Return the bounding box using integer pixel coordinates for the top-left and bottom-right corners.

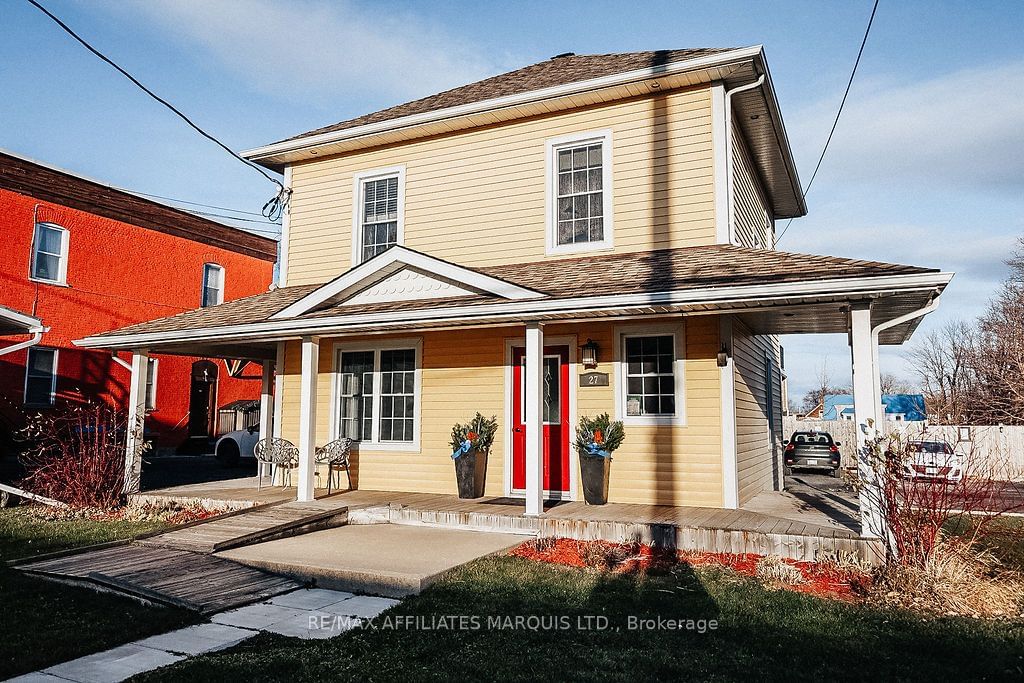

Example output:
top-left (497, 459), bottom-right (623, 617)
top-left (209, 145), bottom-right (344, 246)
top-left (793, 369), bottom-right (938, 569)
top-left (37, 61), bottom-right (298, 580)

top-left (0, 150), bottom-right (277, 452)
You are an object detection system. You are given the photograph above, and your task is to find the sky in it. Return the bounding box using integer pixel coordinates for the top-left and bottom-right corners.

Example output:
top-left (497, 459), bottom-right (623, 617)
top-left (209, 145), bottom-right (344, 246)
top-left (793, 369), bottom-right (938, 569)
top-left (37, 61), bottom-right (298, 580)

top-left (2, 0), bottom-right (1023, 402)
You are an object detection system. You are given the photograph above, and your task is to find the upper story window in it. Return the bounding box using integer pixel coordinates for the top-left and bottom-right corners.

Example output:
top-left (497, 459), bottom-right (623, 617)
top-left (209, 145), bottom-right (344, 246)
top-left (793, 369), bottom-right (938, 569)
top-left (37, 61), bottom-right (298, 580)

top-left (546, 130), bottom-right (613, 255)
top-left (201, 263), bottom-right (224, 307)
top-left (30, 223), bottom-right (69, 285)
top-left (352, 166), bottom-right (405, 264)
top-left (25, 347), bottom-right (58, 405)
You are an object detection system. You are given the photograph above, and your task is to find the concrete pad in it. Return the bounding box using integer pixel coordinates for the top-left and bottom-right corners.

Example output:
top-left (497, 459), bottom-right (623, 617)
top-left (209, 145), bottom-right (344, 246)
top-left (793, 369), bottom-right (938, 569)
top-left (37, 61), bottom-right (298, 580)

top-left (211, 602), bottom-right (311, 630)
top-left (217, 524), bottom-right (525, 597)
top-left (5, 672), bottom-right (71, 683)
top-left (267, 588), bottom-right (354, 610)
top-left (322, 595), bottom-right (400, 619)
top-left (133, 622), bottom-right (255, 656)
top-left (263, 613), bottom-right (362, 640)
top-left (43, 643), bottom-right (184, 683)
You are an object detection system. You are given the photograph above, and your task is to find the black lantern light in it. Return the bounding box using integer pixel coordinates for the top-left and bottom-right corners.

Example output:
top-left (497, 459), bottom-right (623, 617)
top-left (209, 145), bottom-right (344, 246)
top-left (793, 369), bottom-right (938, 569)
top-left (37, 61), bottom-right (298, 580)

top-left (581, 338), bottom-right (599, 368)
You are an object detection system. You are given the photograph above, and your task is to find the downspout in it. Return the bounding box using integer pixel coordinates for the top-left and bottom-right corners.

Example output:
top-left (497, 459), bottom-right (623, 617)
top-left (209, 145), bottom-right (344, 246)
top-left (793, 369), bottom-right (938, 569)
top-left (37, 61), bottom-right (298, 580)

top-left (0, 330), bottom-right (44, 357)
top-left (724, 74), bottom-right (765, 247)
top-left (869, 293), bottom-right (942, 424)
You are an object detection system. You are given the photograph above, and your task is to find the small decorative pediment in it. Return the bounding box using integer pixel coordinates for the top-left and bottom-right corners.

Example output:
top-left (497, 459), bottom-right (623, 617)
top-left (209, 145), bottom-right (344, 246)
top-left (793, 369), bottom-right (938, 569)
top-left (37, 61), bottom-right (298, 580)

top-left (344, 268), bottom-right (476, 305)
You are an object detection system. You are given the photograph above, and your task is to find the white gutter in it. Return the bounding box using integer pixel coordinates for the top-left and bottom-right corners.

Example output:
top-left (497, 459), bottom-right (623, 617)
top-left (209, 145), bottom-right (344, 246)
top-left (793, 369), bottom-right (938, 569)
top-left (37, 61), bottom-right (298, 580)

top-left (724, 74), bottom-right (766, 246)
top-left (869, 294), bottom-right (942, 424)
top-left (0, 331), bottom-right (44, 357)
top-left (77, 271), bottom-right (953, 349)
top-left (242, 46), bottom-right (766, 162)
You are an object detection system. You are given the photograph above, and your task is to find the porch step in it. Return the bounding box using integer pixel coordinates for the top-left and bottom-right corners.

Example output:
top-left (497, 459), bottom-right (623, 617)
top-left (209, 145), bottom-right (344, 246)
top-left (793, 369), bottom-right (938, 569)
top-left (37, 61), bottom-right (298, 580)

top-left (138, 499), bottom-right (349, 554)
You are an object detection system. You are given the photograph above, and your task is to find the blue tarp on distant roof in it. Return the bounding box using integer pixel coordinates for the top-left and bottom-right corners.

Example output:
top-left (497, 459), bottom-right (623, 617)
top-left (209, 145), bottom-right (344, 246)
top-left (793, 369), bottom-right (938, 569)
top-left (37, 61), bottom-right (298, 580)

top-left (822, 394), bottom-right (927, 421)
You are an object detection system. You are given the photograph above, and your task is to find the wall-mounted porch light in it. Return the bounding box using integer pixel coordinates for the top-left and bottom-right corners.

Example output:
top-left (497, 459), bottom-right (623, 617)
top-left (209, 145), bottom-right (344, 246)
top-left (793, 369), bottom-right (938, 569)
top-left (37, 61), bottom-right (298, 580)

top-left (581, 338), bottom-right (599, 368)
top-left (717, 344), bottom-right (730, 368)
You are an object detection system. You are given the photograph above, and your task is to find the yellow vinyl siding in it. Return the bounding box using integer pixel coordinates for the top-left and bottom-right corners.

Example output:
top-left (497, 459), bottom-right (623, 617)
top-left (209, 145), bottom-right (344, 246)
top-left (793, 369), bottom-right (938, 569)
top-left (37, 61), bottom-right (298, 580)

top-left (278, 315), bottom-right (722, 506)
top-left (732, 317), bottom-right (783, 504)
top-left (286, 87), bottom-right (716, 285)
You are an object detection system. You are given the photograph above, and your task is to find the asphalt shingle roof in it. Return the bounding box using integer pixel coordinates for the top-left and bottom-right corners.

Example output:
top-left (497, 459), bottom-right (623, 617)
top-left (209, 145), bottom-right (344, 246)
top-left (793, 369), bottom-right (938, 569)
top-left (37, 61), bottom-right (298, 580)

top-left (85, 244), bottom-right (937, 340)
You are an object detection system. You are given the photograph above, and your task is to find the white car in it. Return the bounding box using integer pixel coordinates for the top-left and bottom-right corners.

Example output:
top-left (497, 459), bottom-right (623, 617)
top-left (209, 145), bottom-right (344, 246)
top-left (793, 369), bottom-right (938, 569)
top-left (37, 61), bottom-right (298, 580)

top-left (215, 426), bottom-right (261, 466)
top-left (904, 440), bottom-right (963, 483)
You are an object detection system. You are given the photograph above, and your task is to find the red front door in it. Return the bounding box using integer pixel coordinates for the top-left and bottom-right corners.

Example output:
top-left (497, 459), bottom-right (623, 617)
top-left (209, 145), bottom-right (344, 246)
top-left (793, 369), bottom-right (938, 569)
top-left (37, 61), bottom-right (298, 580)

top-left (512, 345), bottom-right (570, 496)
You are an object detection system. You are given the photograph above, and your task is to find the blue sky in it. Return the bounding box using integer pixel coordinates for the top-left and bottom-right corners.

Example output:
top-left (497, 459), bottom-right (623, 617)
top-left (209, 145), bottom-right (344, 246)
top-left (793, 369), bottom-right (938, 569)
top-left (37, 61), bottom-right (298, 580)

top-left (3, 0), bottom-right (1023, 400)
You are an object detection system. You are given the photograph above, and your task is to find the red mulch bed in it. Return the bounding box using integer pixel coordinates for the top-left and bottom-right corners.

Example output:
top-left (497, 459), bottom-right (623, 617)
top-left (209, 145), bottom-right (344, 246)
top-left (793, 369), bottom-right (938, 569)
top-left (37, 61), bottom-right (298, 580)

top-left (510, 539), bottom-right (869, 601)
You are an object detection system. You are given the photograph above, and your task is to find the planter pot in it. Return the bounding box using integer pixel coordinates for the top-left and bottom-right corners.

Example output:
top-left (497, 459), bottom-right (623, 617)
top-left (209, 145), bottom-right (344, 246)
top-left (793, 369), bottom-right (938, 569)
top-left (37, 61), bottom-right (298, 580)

top-left (454, 448), bottom-right (488, 498)
top-left (579, 454), bottom-right (611, 505)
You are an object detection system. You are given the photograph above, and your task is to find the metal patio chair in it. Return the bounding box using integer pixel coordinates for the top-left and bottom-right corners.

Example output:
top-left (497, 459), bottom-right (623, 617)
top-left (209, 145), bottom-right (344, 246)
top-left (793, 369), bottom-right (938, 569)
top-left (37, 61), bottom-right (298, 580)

top-left (254, 437), bottom-right (299, 490)
top-left (315, 437), bottom-right (354, 494)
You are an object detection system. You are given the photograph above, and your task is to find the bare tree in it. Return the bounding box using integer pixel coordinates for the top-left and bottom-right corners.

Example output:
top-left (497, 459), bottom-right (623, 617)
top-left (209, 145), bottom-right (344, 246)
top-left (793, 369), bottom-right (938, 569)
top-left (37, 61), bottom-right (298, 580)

top-left (907, 319), bottom-right (977, 424)
top-left (880, 372), bottom-right (917, 395)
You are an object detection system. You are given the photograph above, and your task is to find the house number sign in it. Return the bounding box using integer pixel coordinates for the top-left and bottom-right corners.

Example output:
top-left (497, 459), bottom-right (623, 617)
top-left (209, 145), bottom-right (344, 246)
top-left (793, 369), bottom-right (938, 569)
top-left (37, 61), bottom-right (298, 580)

top-left (579, 372), bottom-right (609, 387)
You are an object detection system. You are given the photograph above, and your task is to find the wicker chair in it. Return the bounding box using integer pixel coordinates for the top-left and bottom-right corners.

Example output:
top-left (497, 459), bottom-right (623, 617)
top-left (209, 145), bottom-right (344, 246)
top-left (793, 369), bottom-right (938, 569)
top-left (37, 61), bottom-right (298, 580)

top-left (254, 437), bottom-right (299, 490)
top-left (315, 438), bottom-right (354, 494)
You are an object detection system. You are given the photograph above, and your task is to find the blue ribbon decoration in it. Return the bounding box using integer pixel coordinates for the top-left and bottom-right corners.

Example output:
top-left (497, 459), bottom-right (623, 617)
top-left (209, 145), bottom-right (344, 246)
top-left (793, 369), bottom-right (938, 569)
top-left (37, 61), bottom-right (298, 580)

top-left (451, 439), bottom-right (473, 460)
top-left (585, 442), bottom-right (611, 458)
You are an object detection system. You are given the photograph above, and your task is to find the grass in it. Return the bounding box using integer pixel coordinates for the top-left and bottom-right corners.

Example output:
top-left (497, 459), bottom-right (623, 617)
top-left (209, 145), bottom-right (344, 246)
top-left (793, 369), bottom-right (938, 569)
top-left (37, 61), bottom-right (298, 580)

top-left (135, 555), bottom-right (1024, 682)
top-left (945, 515), bottom-right (1024, 570)
top-left (0, 507), bottom-right (198, 679)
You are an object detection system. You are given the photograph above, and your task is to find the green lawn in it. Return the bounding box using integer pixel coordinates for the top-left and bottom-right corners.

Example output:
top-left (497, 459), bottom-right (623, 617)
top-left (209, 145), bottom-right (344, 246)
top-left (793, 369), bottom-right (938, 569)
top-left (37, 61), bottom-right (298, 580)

top-left (0, 507), bottom-right (198, 679)
top-left (135, 556), bottom-right (1024, 682)
top-left (946, 515), bottom-right (1024, 570)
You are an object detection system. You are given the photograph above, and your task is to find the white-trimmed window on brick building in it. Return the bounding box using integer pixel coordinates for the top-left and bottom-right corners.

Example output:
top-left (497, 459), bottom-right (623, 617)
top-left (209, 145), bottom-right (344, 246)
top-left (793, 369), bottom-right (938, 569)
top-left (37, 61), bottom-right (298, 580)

top-left (30, 223), bottom-right (69, 285)
top-left (547, 130), bottom-right (613, 254)
top-left (24, 347), bottom-right (58, 405)
top-left (201, 263), bottom-right (224, 307)
top-left (353, 167), bottom-right (405, 264)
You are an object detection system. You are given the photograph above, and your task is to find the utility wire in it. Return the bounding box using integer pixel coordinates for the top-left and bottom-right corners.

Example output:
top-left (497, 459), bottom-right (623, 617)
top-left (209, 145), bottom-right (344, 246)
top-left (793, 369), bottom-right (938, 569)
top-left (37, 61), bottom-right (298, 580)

top-left (125, 190), bottom-right (270, 218)
top-left (25, 0), bottom-right (290, 221)
top-left (774, 0), bottom-right (879, 247)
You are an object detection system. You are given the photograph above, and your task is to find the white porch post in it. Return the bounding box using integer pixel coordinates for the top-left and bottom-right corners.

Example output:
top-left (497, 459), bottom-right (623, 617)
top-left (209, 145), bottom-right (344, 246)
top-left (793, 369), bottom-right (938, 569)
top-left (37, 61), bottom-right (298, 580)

top-left (719, 316), bottom-right (739, 508)
top-left (850, 304), bottom-right (885, 538)
top-left (524, 322), bottom-right (544, 516)
top-left (258, 359), bottom-right (274, 480)
top-left (123, 348), bottom-right (149, 495)
top-left (272, 342), bottom-right (285, 439)
top-left (297, 336), bottom-right (319, 502)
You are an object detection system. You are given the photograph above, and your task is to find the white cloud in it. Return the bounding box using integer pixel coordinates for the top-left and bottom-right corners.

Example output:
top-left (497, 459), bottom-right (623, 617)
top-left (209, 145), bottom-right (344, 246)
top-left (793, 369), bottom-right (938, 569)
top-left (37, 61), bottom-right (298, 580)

top-left (789, 62), bottom-right (1024, 191)
top-left (115, 0), bottom-right (508, 105)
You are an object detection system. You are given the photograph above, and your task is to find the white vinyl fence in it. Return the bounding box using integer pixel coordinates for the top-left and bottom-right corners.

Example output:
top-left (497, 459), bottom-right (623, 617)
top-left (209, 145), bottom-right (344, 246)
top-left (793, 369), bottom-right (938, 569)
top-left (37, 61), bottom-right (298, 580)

top-left (782, 417), bottom-right (1024, 482)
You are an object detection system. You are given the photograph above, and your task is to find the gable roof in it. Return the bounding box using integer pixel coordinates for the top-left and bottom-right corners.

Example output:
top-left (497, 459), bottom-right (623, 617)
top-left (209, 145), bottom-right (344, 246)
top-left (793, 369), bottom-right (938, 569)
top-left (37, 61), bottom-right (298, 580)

top-left (278, 50), bottom-right (733, 144)
top-left (0, 150), bottom-right (278, 261)
top-left (824, 394), bottom-right (927, 421)
top-left (78, 244), bottom-right (947, 344)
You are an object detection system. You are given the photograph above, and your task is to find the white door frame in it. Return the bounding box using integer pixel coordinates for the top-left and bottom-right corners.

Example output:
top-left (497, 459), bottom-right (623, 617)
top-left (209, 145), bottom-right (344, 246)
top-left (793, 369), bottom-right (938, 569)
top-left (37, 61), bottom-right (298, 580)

top-left (503, 334), bottom-right (578, 502)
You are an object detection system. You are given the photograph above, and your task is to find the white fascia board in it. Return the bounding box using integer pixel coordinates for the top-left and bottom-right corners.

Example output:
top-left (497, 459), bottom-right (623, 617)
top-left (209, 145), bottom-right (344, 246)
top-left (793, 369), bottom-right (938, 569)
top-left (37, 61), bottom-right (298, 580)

top-left (76, 271), bottom-right (953, 349)
top-left (272, 246), bottom-right (544, 319)
top-left (241, 46), bottom-right (765, 162)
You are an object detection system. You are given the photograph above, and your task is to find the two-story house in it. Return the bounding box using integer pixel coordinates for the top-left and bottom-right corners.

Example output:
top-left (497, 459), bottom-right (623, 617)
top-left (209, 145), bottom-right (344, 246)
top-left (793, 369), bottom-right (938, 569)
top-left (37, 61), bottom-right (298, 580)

top-left (79, 47), bottom-right (951, 531)
top-left (0, 150), bottom-right (277, 455)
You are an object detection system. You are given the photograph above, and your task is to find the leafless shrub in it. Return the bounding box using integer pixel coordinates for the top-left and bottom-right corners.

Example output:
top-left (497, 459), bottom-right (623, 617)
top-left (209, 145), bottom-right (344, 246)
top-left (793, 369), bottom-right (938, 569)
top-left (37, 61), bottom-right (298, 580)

top-left (755, 555), bottom-right (804, 586)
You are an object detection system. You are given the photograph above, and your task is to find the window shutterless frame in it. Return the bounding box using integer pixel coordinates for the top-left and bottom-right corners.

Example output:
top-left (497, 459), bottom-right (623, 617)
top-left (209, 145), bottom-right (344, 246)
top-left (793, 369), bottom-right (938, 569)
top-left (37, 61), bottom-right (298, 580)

top-left (545, 130), bottom-right (613, 255)
top-left (201, 263), bottom-right (225, 307)
top-left (29, 223), bottom-right (70, 285)
top-left (351, 165), bottom-right (406, 266)
top-left (330, 337), bottom-right (422, 452)
top-left (613, 322), bottom-right (686, 426)
top-left (145, 358), bottom-right (159, 410)
top-left (24, 346), bottom-right (58, 405)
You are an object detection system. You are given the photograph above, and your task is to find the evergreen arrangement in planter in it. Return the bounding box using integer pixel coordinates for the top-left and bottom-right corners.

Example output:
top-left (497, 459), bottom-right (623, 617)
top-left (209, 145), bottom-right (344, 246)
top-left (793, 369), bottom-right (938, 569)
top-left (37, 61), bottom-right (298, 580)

top-left (574, 413), bottom-right (625, 505)
top-left (450, 413), bottom-right (498, 499)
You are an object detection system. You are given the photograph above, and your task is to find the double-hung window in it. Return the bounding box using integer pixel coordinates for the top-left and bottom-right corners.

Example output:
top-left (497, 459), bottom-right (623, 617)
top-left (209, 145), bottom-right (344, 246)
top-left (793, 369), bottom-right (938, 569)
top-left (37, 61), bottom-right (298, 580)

top-left (201, 263), bottom-right (224, 307)
top-left (353, 167), bottom-right (405, 264)
top-left (616, 325), bottom-right (685, 426)
top-left (30, 223), bottom-right (69, 284)
top-left (25, 347), bottom-right (58, 405)
top-left (547, 130), bottom-right (613, 254)
top-left (336, 341), bottom-right (420, 449)
top-left (145, 358), bottom-right (159, 410)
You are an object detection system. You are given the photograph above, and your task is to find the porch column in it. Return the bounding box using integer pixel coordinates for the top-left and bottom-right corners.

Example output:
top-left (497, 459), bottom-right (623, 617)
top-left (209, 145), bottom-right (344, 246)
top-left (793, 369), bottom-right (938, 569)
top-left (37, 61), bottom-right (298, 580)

top-left (297, 336), bottom-right (319, 502)
top-left (272, 342), bottom-right (285, 439)
top-left (524, 322), bottom-right (544, 516)
top-left (258, 359), bottom-right (274, 480)
top-left (850, 304), bottom-right (884, 538)
top-left (123, 348), bottom-right (149, 495)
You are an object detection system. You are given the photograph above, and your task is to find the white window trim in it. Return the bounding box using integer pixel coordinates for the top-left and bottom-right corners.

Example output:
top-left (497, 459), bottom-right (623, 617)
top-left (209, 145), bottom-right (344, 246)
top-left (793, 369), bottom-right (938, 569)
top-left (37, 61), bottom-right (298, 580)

top-left (330, 337), bottom-right (422, 452)
top-left (24, 346), bottom-right (59, 406)
top-left (29, 223), bottom-right (70, 286)
top-left (202, 263), bottom-right (225, 307)
top-left (545, 129), bottom-right (614, 255)
top-left (351, 165), bottom-right (406, 266)
top-left (145, 358), bottom-right (159, 410)
top-left (614, 322), bottom-right (687, 427)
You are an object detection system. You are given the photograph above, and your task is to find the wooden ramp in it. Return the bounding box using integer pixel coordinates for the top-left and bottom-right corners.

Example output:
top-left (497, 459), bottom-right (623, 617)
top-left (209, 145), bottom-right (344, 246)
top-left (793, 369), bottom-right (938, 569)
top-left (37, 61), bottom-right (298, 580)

top-left (19, 545), bottom-right (303, 614)
top-left (137, 499), bottom-right (349, 553)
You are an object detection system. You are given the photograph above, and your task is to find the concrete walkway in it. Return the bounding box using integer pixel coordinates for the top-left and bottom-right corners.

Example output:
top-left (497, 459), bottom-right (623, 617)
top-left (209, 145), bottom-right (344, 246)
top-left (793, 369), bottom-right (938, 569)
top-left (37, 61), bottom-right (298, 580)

top-left (8, 589), bottom-right (399, 683)
top-left (217, 524), bottom-right (526, 597)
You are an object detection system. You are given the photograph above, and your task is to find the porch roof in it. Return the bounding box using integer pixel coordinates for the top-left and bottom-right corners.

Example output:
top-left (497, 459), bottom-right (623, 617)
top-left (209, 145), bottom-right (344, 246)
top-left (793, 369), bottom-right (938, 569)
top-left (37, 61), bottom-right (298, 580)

top-left (75, 244), bottom-right (952, 359)
top-left (0, 304), bottom-right (45, 336)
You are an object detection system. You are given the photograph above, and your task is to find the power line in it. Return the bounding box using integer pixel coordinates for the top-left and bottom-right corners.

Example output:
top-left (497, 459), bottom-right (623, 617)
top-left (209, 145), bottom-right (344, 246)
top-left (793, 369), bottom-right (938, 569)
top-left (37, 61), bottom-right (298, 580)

top-left (125, 190), bottom-right (270, 218)
top-left (774, 0), bottom-right (880, 247)
top-left (25, 0), bottom-right (290, 221)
